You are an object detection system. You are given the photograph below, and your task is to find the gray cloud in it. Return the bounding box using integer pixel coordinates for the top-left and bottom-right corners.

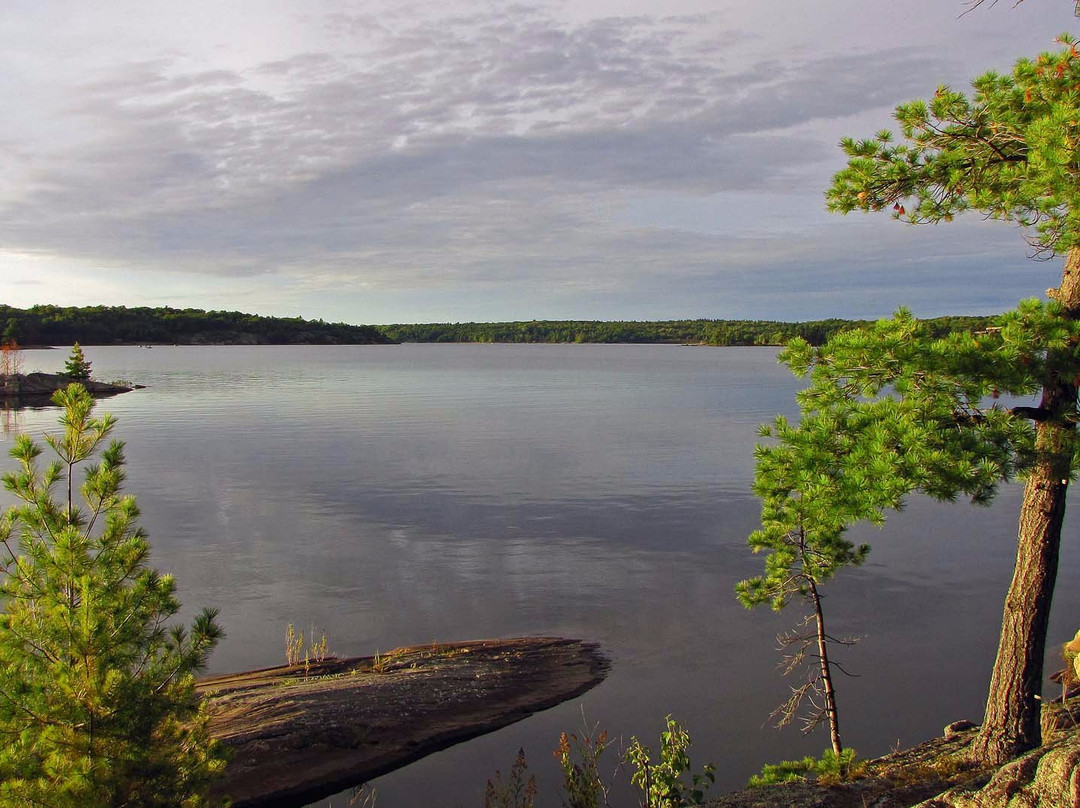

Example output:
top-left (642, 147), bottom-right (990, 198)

top-left (0, 0), bottom-right (1075, 320)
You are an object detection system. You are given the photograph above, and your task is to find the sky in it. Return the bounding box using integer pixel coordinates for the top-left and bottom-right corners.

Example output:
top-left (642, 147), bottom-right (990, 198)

top-left (1, 1), bottom-right (1077, 325)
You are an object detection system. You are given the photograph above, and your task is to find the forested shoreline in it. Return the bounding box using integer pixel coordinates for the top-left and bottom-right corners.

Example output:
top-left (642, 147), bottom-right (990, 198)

top-left (0, 305), bottom-right (999, 347)
top-left (380, 314), bottom-right (997, 346)
top-left (0, 304), bottom-right (393, 346)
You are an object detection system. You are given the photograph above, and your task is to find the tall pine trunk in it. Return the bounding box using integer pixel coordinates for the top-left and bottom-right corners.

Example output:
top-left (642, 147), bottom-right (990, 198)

top-left (970, 247), bottom-right (1080, 765)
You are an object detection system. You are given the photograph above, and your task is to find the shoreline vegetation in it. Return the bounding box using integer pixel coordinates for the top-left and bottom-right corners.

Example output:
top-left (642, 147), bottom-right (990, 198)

top-left (197, 637), bottom-right (609, 808)
top-left (0, 304), bottom-right (998, 348)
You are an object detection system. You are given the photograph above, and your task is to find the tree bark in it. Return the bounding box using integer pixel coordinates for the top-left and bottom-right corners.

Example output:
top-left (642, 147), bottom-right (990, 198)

top-left (970, 246), bottom-right (1080, 764)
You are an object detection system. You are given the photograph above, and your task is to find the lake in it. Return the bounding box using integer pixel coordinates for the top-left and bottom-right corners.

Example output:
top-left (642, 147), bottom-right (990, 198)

top-left (2, 344), bottom-right (1077, 807)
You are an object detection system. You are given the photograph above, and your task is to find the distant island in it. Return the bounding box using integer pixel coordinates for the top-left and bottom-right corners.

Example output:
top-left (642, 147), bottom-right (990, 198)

top-left (0, 305), bottom-right (394, 346)
top-left (379, 315), bottom-right (997, 346)
top-left (0, 305), bottom-right (999, 348)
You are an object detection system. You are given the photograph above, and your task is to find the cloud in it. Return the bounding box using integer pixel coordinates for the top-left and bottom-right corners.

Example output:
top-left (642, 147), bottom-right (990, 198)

top-left (0, 1), bottom-right (1074, 319)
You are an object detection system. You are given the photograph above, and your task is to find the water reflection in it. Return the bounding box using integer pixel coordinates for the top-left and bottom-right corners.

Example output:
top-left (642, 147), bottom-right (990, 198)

top-left (1, 405), bottom-right (19, 436)
top-left (0, 397), bottom-right (79, 435)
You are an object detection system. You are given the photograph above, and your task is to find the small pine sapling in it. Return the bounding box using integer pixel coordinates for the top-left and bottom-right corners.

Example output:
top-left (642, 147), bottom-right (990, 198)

top-left (0, 383), bottom-right (226, 805)
top-left (63, 341), bottom-right (92, 381)
top-left (748, 748), bottom-right (863, 788)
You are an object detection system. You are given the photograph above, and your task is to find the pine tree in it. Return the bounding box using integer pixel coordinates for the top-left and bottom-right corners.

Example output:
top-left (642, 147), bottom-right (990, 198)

top-left (816, 36), bottom-right (1080, 764)
top-left (0, 384), bottom-right (226, 806)
top-left (745, 302), bottom-right (1066, 758)
top-left (63, 342), bottom-right (92, 382)
top-left (737, 401), bottom-right (877, 757)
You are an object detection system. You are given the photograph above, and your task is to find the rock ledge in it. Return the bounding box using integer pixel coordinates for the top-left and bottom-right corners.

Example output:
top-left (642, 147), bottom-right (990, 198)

top-left (0, 373), bottom-right (136, 400)
top-left (198, 637), bottom-right (609, 807)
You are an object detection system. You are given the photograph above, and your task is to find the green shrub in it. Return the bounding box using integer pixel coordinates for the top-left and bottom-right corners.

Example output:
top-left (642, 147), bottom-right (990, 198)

top-left (625, 716), bottom-right (715, 807)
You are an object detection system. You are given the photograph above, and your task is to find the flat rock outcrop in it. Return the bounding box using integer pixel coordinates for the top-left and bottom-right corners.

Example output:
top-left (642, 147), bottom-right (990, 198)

top-left (0, 373), bottom-right (135, 399)
top-left (198, 637), bottom-right (609, 808)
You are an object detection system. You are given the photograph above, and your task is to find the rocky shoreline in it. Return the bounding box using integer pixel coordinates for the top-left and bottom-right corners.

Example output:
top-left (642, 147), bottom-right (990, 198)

top-left (196, 639), bottom-right (1080, 808)
top-left (0, 372), bottom-right (139, 401)
top-left (704, 701), bottom-right (1080, 808)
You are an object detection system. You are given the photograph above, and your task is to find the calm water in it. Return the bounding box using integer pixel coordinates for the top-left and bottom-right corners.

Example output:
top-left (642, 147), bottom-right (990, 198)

top-left (2, 345), bottom-right (1077, 807)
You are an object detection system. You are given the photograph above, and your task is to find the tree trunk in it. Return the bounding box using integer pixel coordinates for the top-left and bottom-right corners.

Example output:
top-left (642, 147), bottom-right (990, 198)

top-left (809, 578), bottom-right (843, 759)
top-left (970, 246), bottom-right (1080, 765)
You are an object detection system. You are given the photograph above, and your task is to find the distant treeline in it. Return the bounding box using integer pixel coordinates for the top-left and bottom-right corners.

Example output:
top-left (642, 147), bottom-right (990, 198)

top-left (0, 306), bottom-right (1000, 348)
top-left (378, 315), bottom-right (998, 346)
top-left (0, 305), bottom-right (393, 346)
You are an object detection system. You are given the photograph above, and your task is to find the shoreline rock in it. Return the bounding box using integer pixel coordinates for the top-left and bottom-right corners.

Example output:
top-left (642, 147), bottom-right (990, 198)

top-left (0, 373), bottom-right (138, 401)
top-left (914, 719), bottom-right (1080, 808)
top-left (704, 699), bottom-right (1080, 808)
top-left (703, 724), bottom-right (989, 808)
top-left (198, 637), bottom-right (609, 808)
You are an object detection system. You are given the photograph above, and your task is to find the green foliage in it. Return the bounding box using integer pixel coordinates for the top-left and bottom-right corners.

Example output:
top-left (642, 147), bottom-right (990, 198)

top-left (828, 34), bottom-right (1080, 257)
top-left (625, 717), bottom-right (715, 808)
top-left (739, 301), bottom-right (1080, 751)
top-left (63, 342), bottom-right (92, 382)
top-left (0, 384), bottom-right (226, 807)
top-left (742, 301), bottom-right (1071, 611)
top-left (825, 33), bottom-right (1080, 760)
top-left (773, 300), bottom-right (1075, 499)
top-left (748, 748), bottom-right (862, 787)
top-left (484, 748), bottom-right (537, 808)
top-left (554, 720), bottom-right (613, 808)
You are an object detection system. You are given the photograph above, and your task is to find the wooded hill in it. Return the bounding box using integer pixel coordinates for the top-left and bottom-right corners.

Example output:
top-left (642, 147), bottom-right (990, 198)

top-left (0, 305), bottom-right (393, 346)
